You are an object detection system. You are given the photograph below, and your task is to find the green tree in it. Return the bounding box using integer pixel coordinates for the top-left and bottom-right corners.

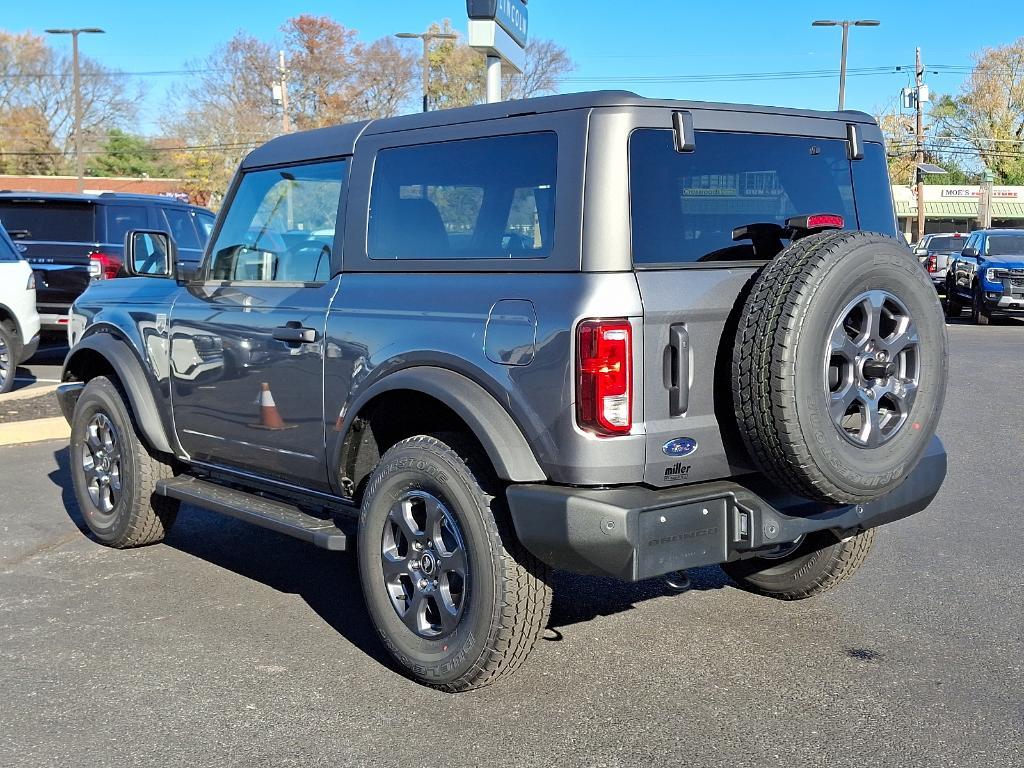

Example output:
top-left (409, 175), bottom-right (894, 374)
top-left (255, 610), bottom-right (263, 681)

top-left (85, 129), bottom-right (175, 177)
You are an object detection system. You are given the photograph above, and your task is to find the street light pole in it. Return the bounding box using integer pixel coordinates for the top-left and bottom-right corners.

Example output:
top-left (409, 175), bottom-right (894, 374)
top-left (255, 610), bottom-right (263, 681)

top-left (45, 27), bottom-right (105, 193)
top-left (811, 19), bottom-right (879, 110)
top-left (395, 30), bottom-right (458, 113)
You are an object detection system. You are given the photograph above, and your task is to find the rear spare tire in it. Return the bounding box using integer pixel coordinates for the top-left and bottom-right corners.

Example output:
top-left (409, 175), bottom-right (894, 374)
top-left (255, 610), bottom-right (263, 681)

top-left (733, 231), bottom-right (947, 504)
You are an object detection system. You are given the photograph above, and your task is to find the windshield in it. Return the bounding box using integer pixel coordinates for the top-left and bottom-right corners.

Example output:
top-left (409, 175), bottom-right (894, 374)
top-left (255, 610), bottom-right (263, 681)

top-left (928, 236), bottom-right (966, 251)
top-left (988, 235), bottom-right (1024, 256)
top-left (0, 201), bottom-right (96, 242)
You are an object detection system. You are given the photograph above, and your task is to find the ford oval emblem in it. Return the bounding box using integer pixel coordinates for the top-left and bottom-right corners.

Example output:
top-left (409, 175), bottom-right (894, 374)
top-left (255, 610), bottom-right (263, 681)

top-left (663, 437), bottom-right (698, 457)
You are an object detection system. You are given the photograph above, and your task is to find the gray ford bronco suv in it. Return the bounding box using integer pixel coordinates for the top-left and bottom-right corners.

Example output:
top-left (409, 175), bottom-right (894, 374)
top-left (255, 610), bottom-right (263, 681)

top-left (57, 91), bottom-right (948, 691)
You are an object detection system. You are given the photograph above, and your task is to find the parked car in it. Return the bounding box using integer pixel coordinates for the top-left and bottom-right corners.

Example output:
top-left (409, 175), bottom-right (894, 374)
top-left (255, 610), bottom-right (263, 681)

top-left (0, 192), bottom-right (215, 333)
top-left (944, 228), bottom-right (1024, 324)
top-left (913, 232), bottom-right (968, 291)
top-left (0, 222), bottom-right (41, 393)
top-left (57, 91), bottom-right (948, 691)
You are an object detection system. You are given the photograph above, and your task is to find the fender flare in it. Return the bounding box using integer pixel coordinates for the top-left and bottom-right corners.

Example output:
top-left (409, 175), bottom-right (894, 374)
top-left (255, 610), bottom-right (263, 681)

top-left (340, 366), bottom-right (546, 483)
top-left (63, 333), bottom-right (174, 455)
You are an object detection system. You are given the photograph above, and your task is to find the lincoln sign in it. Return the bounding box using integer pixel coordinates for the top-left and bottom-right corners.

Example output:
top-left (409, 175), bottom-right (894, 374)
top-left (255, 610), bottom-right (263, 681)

top-left (467, 0), bottom-right (529, 48)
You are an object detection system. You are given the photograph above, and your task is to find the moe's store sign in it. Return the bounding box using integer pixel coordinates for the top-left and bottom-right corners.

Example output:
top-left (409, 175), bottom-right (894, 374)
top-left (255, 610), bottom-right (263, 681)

top-left (935, 186), bottom-right (1021, 199)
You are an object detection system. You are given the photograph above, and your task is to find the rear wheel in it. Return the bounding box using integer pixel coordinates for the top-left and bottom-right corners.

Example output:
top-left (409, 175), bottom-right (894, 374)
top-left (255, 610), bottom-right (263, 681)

top-left (972, 284), bottom-right (991, 325)
top-left (357, 433), bottom-right (551, 691)
top-left (70, 376), bottom-right (178, 547)
top-left (0, 323), bottom-right (15, 394)
top-left (722, 528), bottom-right (876, 600)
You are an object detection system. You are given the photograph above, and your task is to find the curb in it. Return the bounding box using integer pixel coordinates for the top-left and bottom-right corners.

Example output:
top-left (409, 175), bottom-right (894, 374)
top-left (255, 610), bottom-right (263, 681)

top-left (0, 384), bottom-right (59, 403)
top-left (0, 417), bottom-right (70, 447)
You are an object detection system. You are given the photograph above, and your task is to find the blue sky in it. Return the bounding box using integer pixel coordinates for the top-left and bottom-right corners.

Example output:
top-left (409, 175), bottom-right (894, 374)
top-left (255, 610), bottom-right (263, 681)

top-left (6, 0), bottom-right (1023, 134)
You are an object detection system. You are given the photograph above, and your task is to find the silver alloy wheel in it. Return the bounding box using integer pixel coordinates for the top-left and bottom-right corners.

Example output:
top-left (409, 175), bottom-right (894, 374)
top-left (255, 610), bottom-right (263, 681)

top-left (0, 333), bottom-right (9, 390)
top-left (381, 490), bottom-right (469, 639)
top-left (81, 413), bottom-right (123, 516)
top-left (824, 290), bottom-right (921, 448)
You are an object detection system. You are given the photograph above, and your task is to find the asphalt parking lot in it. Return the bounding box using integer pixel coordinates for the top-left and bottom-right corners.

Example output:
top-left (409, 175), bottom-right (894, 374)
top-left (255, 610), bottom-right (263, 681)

top-left (1, 318), bottom-right (1022, 768)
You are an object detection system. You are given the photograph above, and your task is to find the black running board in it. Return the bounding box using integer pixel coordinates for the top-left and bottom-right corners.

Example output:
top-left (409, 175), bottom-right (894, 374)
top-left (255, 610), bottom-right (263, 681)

top-left (156, 476), bottom-right (351, 551)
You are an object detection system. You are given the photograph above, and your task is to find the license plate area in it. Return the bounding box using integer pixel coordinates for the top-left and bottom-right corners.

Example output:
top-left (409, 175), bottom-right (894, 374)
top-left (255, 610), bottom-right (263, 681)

top-left (636, 497), bottom-right (729, 579)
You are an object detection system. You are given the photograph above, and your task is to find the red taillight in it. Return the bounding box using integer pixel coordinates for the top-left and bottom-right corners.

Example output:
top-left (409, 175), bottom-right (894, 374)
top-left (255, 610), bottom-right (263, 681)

top-left (89, 252), bottom-right (122, 280)
top-left (926, 255), bottom-right (937, 272)
top-left (805, 213), bottom-right (845, 229)
top-left (577, 319), bottom-right (632, 436)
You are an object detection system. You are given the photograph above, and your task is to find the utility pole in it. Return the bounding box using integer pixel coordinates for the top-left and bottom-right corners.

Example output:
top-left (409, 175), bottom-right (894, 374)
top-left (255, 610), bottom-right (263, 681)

top-left (396, 30), bottom-right (458, 112)
top-left (45, 27), bottom-right (105, 193)
top-left (278, 51), bottom-right (290, 134)
top-left (915, 46), bottom-right (926, 243)
top-left (812, 19), bottom-right (879, 110)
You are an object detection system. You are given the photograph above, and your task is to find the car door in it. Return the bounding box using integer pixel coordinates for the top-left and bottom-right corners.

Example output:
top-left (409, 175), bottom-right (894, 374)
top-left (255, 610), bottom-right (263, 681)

top-left (169, 158), bottom-right (347, 492)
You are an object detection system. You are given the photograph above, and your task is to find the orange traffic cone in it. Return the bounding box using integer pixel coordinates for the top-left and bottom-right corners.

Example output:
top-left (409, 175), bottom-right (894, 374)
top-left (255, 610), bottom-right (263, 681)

top-left (251, 382), bottom-right (294, 430)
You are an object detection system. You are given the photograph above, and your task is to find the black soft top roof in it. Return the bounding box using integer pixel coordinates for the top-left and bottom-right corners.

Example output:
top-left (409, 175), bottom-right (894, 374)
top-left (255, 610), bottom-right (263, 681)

top-left (242, 89), bottom-right (879, 169)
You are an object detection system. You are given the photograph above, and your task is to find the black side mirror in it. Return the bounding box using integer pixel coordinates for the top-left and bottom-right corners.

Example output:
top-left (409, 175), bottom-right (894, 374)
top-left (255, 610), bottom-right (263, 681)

top-left (124, 229), bottom-right (177, 278)
top-left (961, 246), bottom-right (979, 258)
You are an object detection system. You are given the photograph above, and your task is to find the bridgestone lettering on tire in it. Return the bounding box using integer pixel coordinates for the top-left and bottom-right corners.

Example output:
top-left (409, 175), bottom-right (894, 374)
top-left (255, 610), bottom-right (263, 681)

top-left (356, 433), bottom-right (552, 692)
top-left (732, 231), bottom-right (947, 504)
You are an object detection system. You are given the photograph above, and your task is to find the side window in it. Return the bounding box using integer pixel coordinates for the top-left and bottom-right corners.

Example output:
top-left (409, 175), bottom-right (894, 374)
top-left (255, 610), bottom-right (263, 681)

top-left (964, 234), bottom-right (979, 254)
top-left (195, 212), bottom-right (216, 243)
top-left (161, 208), bottom-right (201, 250)
top-left (368, 132), bottom-right (557, 260)
top-left (207, 160), bottom-right (346, 283)
top-left (105, 205), bottom-right (148, 246)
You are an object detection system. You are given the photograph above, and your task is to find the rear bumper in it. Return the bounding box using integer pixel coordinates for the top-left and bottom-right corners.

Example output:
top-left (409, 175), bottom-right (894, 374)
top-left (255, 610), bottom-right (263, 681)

top-left (507, 436), bottom-right (946, 581)
top-left (19, 332), bottom-right (39, 363)
top-left (39, 312), bottom-right (71, 332)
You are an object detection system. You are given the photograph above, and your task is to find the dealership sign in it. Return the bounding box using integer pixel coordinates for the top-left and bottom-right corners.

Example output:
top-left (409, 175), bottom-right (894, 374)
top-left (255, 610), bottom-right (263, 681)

top-left (467, 0), bottom-right (527, 72)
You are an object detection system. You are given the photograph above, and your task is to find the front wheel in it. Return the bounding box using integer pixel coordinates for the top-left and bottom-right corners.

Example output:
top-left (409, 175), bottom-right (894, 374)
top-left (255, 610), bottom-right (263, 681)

top-left (721, 528), bottom-right (876, 600)
top-left (972, 285), bottom-right (991, 325)
top-left (70, 376), bottom-right (179, 547)
top-left (357, 433), bottom-right (551, 691)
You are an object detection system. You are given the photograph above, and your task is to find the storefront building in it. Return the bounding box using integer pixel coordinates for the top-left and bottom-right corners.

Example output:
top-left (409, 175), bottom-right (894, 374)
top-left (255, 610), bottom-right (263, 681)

top-left (892, 185), bottom-right (1024, 241)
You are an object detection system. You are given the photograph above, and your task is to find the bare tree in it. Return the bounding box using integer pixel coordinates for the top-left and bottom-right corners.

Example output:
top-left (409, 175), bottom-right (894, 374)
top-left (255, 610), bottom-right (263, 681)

top-left (0, 30), bottom-right (139, 174)
top-left (933, 37), bottom-right (1024, 184)
top-left (503, 39), bottom-right (574, 100)
top-left (351, 37), bottom-right (418, 119)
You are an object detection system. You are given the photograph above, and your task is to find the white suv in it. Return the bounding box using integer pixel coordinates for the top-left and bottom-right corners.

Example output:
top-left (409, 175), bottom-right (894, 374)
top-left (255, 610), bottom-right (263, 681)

top-left (0, 224), bottom-right (41, 393)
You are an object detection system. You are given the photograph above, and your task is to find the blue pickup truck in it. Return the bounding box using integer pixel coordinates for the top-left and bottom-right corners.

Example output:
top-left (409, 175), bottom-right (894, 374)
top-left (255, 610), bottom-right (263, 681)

top-left (944, 229), bottom-right (1024, 325)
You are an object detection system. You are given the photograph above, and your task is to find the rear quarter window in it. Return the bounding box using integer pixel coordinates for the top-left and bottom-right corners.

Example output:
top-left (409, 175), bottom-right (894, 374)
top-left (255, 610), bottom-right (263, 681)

top-left (629, 129), bottom-right (885, 266)
top-left (367, 132), bottom-right (557, 260)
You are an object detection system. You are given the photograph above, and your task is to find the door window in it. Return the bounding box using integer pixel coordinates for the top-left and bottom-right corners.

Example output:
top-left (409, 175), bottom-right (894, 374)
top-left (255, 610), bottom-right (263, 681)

top-left (368, 132), bottom-right (557, 260)
top-left (208, 160), bottom-right (346, 283)
top-left (105, 205), bottom-right (148, 246)
top-left (162, 207), bottom-right (201, 250)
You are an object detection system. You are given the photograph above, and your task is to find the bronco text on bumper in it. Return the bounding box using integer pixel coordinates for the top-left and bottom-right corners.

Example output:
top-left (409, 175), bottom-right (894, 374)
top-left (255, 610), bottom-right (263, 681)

top-left (58, 91), bottom-right (948, 692)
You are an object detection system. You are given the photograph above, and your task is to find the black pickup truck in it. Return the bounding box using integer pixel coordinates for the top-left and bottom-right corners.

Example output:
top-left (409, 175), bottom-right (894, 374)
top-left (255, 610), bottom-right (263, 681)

top-left (0, 192), bottom-right (214, 332)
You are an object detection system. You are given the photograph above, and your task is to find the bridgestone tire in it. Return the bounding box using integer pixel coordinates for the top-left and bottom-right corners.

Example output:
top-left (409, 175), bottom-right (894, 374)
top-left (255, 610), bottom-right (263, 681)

top-left (357, 433), bottom-right (552, 692)
top-left (721, 528), bottom-right (875, 600)
top-left (733, 231), bottom-right (947, 504)
top-left (70, 376), bottom-right (179, 547)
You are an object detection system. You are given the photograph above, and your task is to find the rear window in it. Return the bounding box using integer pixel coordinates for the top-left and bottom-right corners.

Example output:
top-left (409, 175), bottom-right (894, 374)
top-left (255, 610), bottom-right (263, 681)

top-left (928, 235), bottom-right (966, 251)
top-left (629, 129), bottom-right (892, 265)
top-left (987, 235), bottom-right (1024, 256)
top-left (0, 200), bottom-right (96, 242)
top-left (368, 132), bottom-right (557, 260)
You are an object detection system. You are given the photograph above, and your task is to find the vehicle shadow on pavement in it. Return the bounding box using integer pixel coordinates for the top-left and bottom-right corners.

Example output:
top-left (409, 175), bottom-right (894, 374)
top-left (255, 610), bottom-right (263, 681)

top-left (48, 447), bottom-right (400, 678)
top-left (48, 446), bottom-right (733, 662)
top-left (547, 565), bottom-right (731, 631)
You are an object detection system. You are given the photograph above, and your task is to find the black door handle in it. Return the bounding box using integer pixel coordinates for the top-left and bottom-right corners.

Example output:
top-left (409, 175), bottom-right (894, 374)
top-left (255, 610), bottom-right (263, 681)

top-left (272, 325), bottom-right (317, 344)
top-left (664, 324), bottom-right (689, 416)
